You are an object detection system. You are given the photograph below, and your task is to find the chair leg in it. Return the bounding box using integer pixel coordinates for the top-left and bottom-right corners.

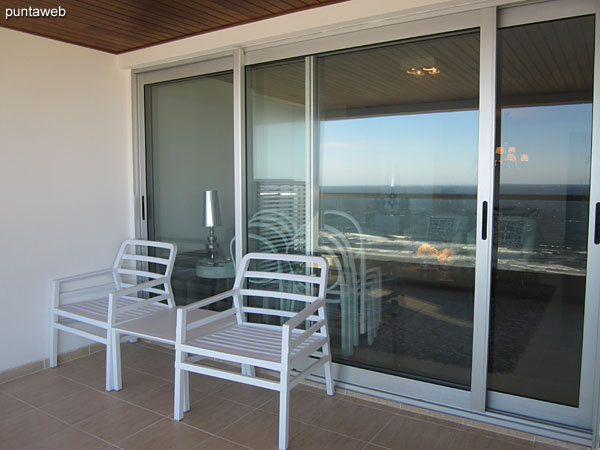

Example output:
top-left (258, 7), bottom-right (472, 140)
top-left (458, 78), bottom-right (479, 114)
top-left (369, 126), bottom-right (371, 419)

top-left (105, 332), bottom-right (113, 392)
top-left (174, 363), bottom-right (185, 421)
top-left (322, 344), bottom-right (335, 396)
top-left (111, 330), bottom-right (122, 391)
top-left (183, 370), bottom-right (190, 412)
top-left (278, 381), bottom-right (290, 450)
top-left (49, 316), bottom-right (58, 368)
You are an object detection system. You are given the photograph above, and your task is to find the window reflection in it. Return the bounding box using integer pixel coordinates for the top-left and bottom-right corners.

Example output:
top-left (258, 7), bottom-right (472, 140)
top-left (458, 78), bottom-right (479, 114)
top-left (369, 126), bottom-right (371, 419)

top-left (488, 16), bottom-right (593, 407)
top-left (317, 31), bottom-right (480, 387)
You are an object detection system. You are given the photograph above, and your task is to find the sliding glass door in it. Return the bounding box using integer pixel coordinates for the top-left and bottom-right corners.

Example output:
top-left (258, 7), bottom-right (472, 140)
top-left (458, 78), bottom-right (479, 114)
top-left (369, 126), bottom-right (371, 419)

top-left (316, 31), bottom-right (480, 388)
top-left (487, 14), bottom-right (595, 424)
top-left (143, 71), bottom-right (235, 305)
top-left (242, 7), bottom-right (600, 432)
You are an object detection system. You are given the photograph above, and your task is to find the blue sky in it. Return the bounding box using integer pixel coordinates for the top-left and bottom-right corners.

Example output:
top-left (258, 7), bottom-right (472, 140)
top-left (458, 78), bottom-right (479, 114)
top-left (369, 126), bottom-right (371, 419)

top-left (319, 104), bottom-right (592, 187)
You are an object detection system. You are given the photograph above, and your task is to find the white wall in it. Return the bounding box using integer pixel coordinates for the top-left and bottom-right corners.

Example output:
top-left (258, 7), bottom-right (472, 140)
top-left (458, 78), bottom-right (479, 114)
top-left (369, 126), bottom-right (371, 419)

top-left (0, 28), bottom-right (132, 371)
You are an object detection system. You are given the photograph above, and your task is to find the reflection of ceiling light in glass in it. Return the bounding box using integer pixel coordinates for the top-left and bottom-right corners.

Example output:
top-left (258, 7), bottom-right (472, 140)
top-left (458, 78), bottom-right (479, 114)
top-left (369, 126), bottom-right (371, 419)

top-left (520, 154), bottom-right (529, 162)
top-left (423, 66), bottom-right (440, 74)
top-left (406, 66), bottom-right (440, 76)
top-left (406, 67), bottom-right (424, 76)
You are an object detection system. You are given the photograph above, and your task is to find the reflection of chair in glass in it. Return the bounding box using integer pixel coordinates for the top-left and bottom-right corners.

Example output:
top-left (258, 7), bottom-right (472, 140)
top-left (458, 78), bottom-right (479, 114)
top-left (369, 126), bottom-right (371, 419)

top-left (426, 214), bottom-right (470, 246)
top-left (250, 210), bottom-right (300, 244)
top-left (174, 253), bottom-right (333, 450)
top-left (320, 226), bottom-right (359, 357)
top-left (495, 215), bottom-right (537, 268)
top-left (324, 210), bottom-right (382, 345)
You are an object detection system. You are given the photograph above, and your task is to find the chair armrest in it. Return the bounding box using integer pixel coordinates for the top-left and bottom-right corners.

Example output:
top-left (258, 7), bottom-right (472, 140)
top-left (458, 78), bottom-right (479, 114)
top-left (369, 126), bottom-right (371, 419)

top-left (178, 289), bottom-right (238, 311)
top-left (54, 268), bottom-right (115, 285)
top-left (111, 276), bottom-right (169, 299)
top-left (283, 298), bottom-right (325, 331)
top-left (110, 277), bottom-right (172, 323)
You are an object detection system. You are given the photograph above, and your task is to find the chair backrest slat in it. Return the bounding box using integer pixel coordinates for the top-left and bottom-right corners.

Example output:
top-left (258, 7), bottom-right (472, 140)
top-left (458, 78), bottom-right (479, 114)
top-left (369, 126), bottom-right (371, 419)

top-left (231, 253), bottom-right (328, 324)
top-left (121, 254), bottom-right (171, 266)
top-left (239, 289), bottom-right (317, 304)
top-left (112, 239), bottom-right (177, 290)
top-left (244, 270), bottom-right (322, 285)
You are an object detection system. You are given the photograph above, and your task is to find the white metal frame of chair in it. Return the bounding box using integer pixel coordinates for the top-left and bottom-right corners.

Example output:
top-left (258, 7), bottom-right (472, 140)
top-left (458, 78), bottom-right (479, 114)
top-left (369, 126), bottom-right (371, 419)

top-left (173, 252), bottom-right (334, 450)
top-left (49, 239), bottom-right (177, 391)
top-left (324, 210), bottom-right (382, 344)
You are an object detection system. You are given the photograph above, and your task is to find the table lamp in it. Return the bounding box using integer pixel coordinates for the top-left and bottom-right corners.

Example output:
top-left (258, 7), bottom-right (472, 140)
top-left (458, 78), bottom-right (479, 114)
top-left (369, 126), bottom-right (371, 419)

top-left (203, 190), bottom-right (222, 265)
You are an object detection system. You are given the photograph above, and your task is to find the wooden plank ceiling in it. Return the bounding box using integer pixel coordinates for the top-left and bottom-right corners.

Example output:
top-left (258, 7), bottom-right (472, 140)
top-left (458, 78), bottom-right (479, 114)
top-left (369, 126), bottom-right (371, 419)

top-left (0, 0), bottom-right (347, 54)
top-left (248, 16), bottom-right (594, 117)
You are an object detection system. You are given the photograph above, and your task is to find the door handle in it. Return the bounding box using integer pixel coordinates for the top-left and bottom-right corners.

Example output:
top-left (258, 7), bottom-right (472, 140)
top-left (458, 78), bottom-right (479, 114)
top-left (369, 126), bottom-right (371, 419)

top-left (482, 201), bottom-right (488, 240)
top-left (595, 202), bottom-right (599, 245)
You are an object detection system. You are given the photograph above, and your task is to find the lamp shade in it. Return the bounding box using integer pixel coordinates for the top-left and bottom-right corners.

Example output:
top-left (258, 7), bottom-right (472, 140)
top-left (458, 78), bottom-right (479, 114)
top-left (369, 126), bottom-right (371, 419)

top-left (203, 190), bottom-right (222, 227)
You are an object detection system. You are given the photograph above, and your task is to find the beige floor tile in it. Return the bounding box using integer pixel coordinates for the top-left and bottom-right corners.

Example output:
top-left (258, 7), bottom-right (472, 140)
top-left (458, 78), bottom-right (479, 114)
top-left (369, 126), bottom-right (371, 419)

top-left (372, 414), bottom-right (459, 450)
top-left (259, 388), bottom-right (340, 424)
top-left (182, 394), bottom-right (254, 434)
top-left (0, 409), bottom-right (107, 450)
top-left (214, 382), bottom-right (278, 408)
top-left (0, 370), bottom-right (87, 407)
top-left (121, 345), bottom-right (175, 382)
top-left (194, 436), bottom-right (251, 449)
top-left (534, 440), bottom-right (587, 450)
top-left (311, 398), bottom-right (395, 441)
top-left (188, 371), bottom-right (233, 394)
top-left (110, 368), bottom-right (170, 403)
top-left (75, 401), bottom-right (162, 444)
top-left (0, 391), bottom-right (33, 422)
top-left (398, 407), bottom-right (464, 429)
top-left (342, 394), bottom-right (401, 413)
top-left (218, 409), bottom-right (309, 449)
top-left (52, 350), bottom-right (107, 389)
top-left (134, 382), bottom-right (193, 417)
top-left (449, 430), bottom-right (532, 450)
top-left (34, 424), bottom-right (110, 450)
top-left (40, 388), bottom-right (127, 425)
top-left (116, 418), bottom-right (210, 450)
top-left (288, 423), bottom-right (366, 449)
top-left (0, 360), bottom-right (44, 384)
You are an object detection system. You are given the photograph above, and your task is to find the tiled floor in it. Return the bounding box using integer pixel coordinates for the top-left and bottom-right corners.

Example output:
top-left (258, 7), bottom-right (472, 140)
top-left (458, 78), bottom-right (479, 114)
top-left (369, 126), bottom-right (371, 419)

top-left (0, 342), bottom-right (578, 450)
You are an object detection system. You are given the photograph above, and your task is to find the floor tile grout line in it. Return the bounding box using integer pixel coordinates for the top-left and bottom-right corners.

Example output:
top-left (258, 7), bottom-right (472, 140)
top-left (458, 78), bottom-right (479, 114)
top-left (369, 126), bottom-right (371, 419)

top-left (307, 396), bottom-right (344, 425)
top-left (366, 410), bottom-right (396, 446)
top-left (392, 408), bottom-right (467, 432)
top-left (446, 428), bottom-right (460, 450)
top-left (0, 367), bottom-right (48, 387)
top-left (32, 406), bottom-right (117, 449)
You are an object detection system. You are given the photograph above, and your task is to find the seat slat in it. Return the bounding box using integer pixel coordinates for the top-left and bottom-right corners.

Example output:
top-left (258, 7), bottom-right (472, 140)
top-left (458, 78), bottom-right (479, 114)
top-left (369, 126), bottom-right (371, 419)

top-left (59, 298), bottom-right (165, 323)
top-left (186, 323), bottom-right (323, 364)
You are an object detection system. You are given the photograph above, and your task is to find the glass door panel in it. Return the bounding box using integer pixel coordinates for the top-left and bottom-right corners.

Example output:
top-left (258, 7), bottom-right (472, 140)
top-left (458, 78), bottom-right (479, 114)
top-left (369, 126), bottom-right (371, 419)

top-left (145, 72), bottom-right (235, 305)
top-left (488, 16), bottom-right (594, 407)
top-left (245, 59), bottom-right (307, 256)
top-left (317, 31), bottom-right (480, 387)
